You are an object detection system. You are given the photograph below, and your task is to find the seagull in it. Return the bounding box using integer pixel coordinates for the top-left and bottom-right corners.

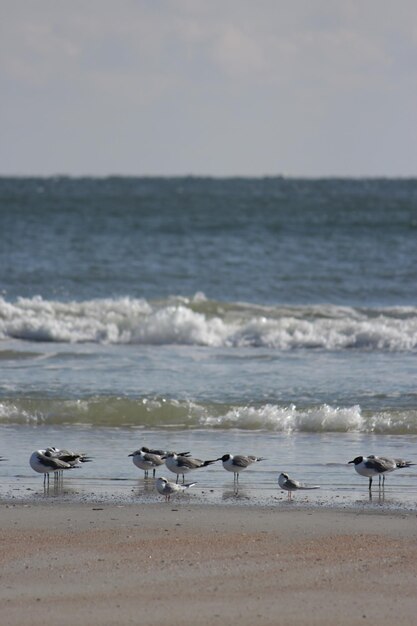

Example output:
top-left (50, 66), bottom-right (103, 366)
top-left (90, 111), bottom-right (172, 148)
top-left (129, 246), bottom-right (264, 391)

top-left (44, 447), bottom-right (92, 483)
top-left (156, 476), bottom-right (196, 502)
top-left (348, 455), bottom-right (415, 491)
top-left (165, 453), bottom-right (217, 484)
top-left (129, 449), bottom-right (166, 478)
top-left (217, 454), bottom-right (265, 484)
top-left (45, 447), bottom-right (92, 466)
top-left (29, 449), bottom-right (74, 487)
top-left (278, 472), bottom-right (320, 500)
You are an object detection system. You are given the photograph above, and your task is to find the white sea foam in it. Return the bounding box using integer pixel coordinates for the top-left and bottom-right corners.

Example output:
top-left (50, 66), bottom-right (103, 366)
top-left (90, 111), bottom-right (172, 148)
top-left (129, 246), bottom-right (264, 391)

top-left (1, 397), bottom-right (416, 434)
top-left (0, 296), bottom-right (416, 351)
top-left (200, 404), bottom-right (417, 434)
top-left (199, 404), bottom-right (365, 432)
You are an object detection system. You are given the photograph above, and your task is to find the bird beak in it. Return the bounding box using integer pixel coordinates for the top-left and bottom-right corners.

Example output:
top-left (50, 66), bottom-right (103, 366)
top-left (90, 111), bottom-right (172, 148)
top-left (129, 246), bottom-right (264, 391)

top-left (348, 460), bottom-right (354, 464)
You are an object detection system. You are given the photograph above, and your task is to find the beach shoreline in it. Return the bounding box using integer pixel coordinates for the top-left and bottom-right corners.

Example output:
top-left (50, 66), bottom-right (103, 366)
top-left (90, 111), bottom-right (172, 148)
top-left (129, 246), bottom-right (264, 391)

top-left (1, 501), bottom-right (416, 626)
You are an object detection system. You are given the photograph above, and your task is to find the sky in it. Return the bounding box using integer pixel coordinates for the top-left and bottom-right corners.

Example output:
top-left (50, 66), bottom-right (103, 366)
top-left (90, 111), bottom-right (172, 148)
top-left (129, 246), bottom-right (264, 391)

top-left (1, 0), bottom-right (416, 177)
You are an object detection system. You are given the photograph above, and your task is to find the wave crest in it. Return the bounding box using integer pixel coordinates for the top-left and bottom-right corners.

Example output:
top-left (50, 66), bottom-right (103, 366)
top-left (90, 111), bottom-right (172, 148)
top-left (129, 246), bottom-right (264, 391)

top-left (1, 295), bottom-right (416, 351)
top-left (0, 397), bottom-right (416, 434)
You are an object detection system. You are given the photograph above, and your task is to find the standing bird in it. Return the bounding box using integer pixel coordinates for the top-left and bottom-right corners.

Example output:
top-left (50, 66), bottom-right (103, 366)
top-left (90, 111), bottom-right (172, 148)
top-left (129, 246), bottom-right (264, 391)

top-left (29, 449), bottom-right (74, 488)
top-left (348, 455), bottom-right (415, 491)
top-left (129, 448), bottom-right (165, 478)
top-left (217, 454), bottom-right (265, 484)
top-left (156, 476), bottom-right (196, 502)
top-left (44, 447), bottom-right (92, 485)
top-left (165, 453), bottom-right (217, 484)
top-left (278, 472), bottom-right (320, 500)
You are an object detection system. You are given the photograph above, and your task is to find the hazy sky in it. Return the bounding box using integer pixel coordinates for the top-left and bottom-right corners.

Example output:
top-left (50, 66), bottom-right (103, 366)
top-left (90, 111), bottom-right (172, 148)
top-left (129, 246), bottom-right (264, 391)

top-left (1, 0), bottom-right (416, 177)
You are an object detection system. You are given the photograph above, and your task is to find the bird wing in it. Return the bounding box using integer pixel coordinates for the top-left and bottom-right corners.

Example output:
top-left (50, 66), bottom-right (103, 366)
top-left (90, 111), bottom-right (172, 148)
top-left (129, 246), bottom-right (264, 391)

top-left (37, 452), bottom-right (71, 470)
top-left (284, 477), bottom-right (300, 489)
top-left (177, 457), bottom-right (202, 469)
top-left (366, 457), bottom-right (394, 472)
top-left (298, 484), bottom-right (320, 490)
top-left (233, 456), bottom-right (252, 468)
top-left (143, 452), bottom-right (164, 464)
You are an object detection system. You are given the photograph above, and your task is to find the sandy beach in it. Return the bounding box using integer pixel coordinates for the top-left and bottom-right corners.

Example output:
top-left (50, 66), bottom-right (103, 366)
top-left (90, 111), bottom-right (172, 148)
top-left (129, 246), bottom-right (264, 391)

top-left (0, 501), bottom-right (416, 625)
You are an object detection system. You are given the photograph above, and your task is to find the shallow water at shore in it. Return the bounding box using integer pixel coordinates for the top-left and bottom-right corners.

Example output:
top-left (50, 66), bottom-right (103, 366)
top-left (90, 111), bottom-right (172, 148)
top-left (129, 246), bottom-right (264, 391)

top-left (1, 178), bottom-right (416, 520)
top-left (2, 426), bottom-right (416, 511)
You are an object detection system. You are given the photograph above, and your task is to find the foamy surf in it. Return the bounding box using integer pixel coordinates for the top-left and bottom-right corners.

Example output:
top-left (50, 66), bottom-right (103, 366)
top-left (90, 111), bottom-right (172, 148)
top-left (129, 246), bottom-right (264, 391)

top-left (1, 295), bottom-right (416, 351)
top-left (1, 397), bottom-right (416, 434)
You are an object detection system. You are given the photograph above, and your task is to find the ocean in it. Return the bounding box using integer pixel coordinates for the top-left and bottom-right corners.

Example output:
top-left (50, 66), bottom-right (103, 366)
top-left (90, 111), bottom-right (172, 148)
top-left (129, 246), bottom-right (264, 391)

top-left (0, 176), bottom-right (416, 508)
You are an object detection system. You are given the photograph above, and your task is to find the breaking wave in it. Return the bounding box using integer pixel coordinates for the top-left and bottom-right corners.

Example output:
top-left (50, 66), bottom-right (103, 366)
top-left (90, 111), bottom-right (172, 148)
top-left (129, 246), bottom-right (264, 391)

top-left (1, 295), bottom-right (416, 351)
top-left (0, 397), bottom-right (416, 434)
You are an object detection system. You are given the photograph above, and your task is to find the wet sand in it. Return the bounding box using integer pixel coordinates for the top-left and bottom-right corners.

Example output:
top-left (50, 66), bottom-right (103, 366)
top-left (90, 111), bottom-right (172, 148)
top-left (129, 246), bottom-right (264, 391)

top-left (0, 502), bottom-right (416, 625)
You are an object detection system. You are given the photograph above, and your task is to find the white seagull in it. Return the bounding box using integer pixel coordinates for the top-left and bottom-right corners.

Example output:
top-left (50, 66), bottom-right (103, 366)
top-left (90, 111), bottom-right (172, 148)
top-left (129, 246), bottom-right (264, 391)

top-left (217, 454), bottom-right (265, 484)
top-left (165, 453), bottom-right (217, 484)
top-left (156, 476), bottom-right (196, 502)
top-left (348, 455), bottom-right (415, 491)
top-left (129, 449), bottom-right (165, 478)
top-left (45, 447), bottom-right (92, 466)
top-left (278, 472), bottom-right (320, 500)
top-left (44, 447), bottom-right (92, 483)
top-left (29, 449), bottom-right (74, 487)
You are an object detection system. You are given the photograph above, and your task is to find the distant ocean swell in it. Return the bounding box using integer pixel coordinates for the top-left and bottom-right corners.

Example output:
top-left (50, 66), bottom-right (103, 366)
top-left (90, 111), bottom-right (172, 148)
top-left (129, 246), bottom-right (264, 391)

top-left (1, 397), bottom-right (416, 433)
top-left (1, 296), bottom-right (416, 351)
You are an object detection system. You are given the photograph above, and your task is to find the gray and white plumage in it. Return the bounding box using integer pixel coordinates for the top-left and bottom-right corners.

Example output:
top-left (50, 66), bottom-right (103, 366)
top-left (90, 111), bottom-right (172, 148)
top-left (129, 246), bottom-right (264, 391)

top-left (278, 472), bottom-right (320, 500)
top-left (156, 476), bottom-right (196, 501)
top-left (165, 453), bottom-right (217, 483)
top-left (30, 449), bottom-right (73, 473)
top-left (44, 446), bottom-right (92, 483)
top-left (30, 447), bottom-right (91, 488)
top-left (348, 455), bottom-right (415, 491)
top-left (217, 454), bottom-right (265, 483)
top-left (129, 449), bottom-right (165, 478)
top-left (29, 449), bottom-right (74, 487)
top-left (45, 447), bottom-right (92, 467)
top-left (140, 446), bottom-right (191, 458)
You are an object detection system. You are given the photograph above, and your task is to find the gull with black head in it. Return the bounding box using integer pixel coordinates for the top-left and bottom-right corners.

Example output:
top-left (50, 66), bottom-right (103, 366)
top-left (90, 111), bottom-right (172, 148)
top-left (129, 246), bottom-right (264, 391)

top-left (348, 455), bottom-right (414, 491)
top-left (129, 448), bottom-right (166, 478)
top-left (165, 452), bottom-right (217, 484)
top-left (217, 454), bottom-right (265, 484)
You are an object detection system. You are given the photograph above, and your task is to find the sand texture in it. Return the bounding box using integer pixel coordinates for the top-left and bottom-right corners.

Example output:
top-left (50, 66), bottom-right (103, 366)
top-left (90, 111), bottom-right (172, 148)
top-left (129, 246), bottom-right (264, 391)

top-left (0, 502), bottom-right (416, 625)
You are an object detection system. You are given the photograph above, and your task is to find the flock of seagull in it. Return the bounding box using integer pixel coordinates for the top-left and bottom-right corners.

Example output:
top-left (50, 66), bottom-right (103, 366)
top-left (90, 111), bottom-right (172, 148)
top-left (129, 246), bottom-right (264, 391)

top-left (1, 448), bottom-right (414, 502)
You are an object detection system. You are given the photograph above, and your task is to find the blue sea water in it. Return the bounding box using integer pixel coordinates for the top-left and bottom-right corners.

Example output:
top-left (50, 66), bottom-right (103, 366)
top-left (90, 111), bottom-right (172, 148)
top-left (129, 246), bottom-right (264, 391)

top-left (0, 177), bottom-right (416, 508)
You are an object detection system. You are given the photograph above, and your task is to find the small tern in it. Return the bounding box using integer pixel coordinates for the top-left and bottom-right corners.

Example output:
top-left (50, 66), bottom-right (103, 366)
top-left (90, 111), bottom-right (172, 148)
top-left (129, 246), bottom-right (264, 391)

top-left (278, 472), bottom-right (320, 500)
top-left (156, 476), bottom-right (196, 502)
